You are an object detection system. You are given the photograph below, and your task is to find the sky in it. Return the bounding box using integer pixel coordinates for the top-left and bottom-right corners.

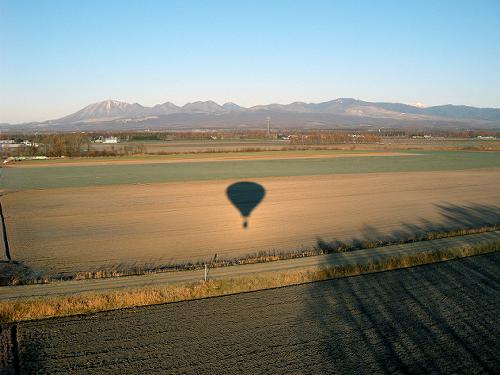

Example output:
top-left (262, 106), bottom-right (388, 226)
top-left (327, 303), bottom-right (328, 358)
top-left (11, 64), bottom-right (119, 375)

top-left (1, 0), bottom-right (499, 123)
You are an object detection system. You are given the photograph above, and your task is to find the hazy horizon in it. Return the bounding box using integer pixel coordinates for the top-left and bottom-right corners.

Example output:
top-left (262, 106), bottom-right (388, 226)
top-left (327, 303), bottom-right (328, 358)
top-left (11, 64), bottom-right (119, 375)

top-left (1, 0), bottom-right (500, 123)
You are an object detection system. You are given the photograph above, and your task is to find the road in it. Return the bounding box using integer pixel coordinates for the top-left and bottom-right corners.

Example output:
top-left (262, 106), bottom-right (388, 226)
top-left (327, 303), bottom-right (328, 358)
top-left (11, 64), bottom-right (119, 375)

top-left (2, 252), bottom-right (498, 374)
top-left (0, 230), bottom-right (498, 300)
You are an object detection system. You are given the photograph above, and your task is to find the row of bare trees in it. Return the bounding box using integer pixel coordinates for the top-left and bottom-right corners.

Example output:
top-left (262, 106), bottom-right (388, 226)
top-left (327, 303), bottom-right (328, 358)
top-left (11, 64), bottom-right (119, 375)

top-left (1, 134), bottom-right (145, 157)
top-left (288, 131), bottom-right (382, 144)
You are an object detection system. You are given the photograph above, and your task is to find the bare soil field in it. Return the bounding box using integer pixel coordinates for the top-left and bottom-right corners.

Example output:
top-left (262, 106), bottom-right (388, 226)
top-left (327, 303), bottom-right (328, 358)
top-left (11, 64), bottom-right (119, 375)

top-left (3, 252), bottom-right (499, 374)
top-left (3, 169), bottom-right (500, 276)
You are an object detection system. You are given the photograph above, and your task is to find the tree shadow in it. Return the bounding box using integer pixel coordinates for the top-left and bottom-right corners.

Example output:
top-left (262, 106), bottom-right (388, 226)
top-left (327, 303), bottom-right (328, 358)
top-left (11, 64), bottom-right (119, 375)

top-left (296, 252), bottom-right (500, 372)
top-left (296, 201), bottom-right (500, 372)
top-left (0, 260), bottom-right (43, 286)
top-left (315, 202), bottom-right (500, 253)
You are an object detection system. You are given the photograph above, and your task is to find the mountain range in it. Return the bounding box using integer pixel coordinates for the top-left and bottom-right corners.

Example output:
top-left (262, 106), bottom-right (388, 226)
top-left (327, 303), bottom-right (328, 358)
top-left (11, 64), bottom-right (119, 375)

top-left (4, 98), bottom-right (500, 131)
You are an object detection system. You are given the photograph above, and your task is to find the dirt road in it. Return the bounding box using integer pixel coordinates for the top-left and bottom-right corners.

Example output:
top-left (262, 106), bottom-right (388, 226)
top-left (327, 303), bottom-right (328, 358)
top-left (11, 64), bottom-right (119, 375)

top-left (3, 252), bottom-right (498, 374)
top-left (3, 169), bottom-right (500, 276)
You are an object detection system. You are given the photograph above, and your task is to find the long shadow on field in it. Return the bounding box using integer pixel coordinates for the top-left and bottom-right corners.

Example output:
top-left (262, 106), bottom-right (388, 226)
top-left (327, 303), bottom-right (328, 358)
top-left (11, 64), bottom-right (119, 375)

top-left (315, 202), bottom-right (500, 253)
top-left (300, 202), bottom-right (500, 372)
top-left (296, 252), bottom-right (500, 373)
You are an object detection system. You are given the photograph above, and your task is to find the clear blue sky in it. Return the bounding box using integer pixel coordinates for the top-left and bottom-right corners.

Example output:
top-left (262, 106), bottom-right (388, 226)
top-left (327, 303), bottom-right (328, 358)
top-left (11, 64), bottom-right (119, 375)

top-left (1, 0), bottom-right (499, 123)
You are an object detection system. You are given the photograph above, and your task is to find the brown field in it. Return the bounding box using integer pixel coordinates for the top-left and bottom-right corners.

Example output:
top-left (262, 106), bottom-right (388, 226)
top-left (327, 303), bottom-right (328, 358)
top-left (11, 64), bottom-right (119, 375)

top-left (3, 168), bottom-right (500, 276)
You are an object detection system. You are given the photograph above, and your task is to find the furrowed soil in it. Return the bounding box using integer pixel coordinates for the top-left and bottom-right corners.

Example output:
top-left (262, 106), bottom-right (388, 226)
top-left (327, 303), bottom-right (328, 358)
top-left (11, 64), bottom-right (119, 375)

top-left (2, 169), bottom-right (500, 276)
top-left (3, 252), bottom-right (499, 374)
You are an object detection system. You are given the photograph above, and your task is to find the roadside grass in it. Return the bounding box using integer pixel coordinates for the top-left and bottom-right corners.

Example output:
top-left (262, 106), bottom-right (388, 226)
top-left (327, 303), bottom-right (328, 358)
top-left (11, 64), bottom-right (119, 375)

top-left (1, 239), bottom-right (498, 323)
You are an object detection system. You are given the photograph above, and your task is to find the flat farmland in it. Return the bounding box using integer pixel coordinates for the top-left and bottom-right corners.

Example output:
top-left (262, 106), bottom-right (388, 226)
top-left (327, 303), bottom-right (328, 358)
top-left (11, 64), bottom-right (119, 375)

top-left (2, 150), bottom-right (500, 190)
top-left (2, 163), bottom-right (500, 275)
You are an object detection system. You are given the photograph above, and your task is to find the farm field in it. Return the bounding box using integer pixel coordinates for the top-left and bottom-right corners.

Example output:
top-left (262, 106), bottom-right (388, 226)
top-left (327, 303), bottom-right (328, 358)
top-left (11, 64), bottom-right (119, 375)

top-left (4, 252), bottom-right (499, 374)
top-left (89, 138), bottom-right (500, 154)
top-left (2, 167), bottom-right (500, 276)
top-left (1, 150), bottom-right (500, 190)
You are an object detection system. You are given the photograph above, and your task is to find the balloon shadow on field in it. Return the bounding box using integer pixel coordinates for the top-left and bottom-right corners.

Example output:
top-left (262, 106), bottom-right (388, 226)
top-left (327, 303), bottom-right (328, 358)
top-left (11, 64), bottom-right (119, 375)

top-left (226, 181), bottom-right (266, 229)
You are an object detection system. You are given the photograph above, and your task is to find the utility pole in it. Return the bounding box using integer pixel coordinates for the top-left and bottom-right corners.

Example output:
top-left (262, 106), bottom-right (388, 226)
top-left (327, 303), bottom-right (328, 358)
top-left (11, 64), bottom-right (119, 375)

top-left (266, 116), bottom-right (271, 138)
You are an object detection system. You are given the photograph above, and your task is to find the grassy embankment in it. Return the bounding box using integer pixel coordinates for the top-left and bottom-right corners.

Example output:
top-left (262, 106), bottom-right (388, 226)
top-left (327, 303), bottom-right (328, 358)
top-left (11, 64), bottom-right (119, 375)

top-left (1, 238), bottom-right (498, 323)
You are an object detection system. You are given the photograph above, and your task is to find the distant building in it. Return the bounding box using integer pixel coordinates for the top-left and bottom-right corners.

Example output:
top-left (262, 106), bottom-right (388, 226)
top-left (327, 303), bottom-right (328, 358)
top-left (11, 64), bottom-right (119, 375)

top-left (103, 136), bottom-right (119, 144)
top-left (0, 139), bottom-right (38, 148)
top-left (91, 136), bottom-right (119, 144)
top-left (22, 140), bottom-right (38, 146)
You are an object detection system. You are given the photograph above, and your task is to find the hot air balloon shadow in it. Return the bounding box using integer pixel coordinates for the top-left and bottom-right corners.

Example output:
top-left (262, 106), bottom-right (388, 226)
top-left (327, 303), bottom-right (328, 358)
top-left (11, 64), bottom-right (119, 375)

top-left (226, 181), bottom-right (266, 229)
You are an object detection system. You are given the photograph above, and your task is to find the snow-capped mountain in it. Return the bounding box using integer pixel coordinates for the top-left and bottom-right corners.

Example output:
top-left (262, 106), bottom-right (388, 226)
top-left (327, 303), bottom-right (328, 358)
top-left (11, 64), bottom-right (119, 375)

top-left (57, 100), bottom-right (147, 123)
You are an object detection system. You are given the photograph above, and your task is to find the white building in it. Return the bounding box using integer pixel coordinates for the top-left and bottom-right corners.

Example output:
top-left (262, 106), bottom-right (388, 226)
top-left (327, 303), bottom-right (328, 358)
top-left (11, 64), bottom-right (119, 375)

top-left (102, 136), bottom-right (118, 144)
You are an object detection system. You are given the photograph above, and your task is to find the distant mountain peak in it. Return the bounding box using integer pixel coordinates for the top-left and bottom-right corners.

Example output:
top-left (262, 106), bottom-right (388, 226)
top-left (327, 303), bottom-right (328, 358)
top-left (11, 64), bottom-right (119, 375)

top-left (44, 97), bottom-right (500, 127)
top-left (155, 101), bottom-right (178, 107)
top-left (222, 102), bottom-right (242, 110)
top-left (182, 100), bottom-right (225, 113)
